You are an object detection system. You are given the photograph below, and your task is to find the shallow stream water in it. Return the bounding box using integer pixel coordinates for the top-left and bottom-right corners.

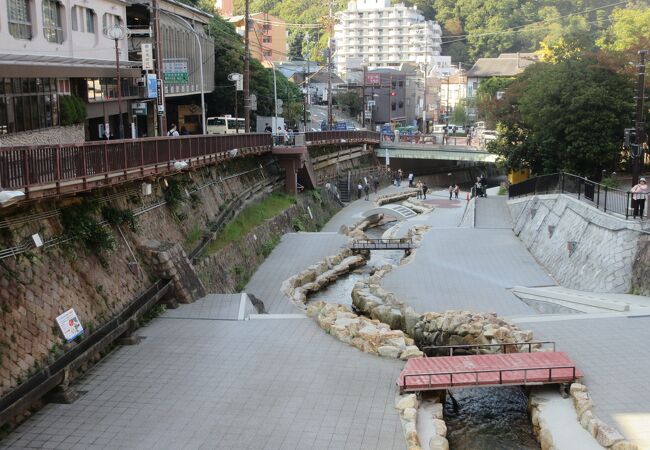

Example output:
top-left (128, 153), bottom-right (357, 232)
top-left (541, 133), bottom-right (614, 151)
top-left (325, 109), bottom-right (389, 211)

top-left (444, 387), bottom-right (540, 450)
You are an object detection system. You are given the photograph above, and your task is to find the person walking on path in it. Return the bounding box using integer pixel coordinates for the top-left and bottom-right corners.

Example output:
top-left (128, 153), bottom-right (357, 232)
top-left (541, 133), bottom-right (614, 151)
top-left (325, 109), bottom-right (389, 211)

top-left (357, 182), bottom-right (363, 200)
top-left (422, 182), bottom-right (428, 199)
top-left (454, 184), bottom-right (460, 199)
top-left (449, 185), bottom-right (454, 200)
top-left (373, 176), bottom-right (380, 194)
top-left (631, 177), bottom-right (649, 219)
top-left (408, 173), bottom-right (414, 188)
top-left (397, 169), bottom-right (403, 187)
top-left (167, 124), bottom-right (179, 136)
top-left (416, 181), bottom-right (423, 199)
top-left (363, 183), bottom-right (370, 201)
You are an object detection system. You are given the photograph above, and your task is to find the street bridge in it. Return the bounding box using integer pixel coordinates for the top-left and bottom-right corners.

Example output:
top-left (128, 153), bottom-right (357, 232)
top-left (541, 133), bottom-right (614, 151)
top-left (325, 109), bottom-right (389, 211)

top-left (362, 204), bottom-right (418, 221)
top-left (377, 142), bottom-right (498, 163)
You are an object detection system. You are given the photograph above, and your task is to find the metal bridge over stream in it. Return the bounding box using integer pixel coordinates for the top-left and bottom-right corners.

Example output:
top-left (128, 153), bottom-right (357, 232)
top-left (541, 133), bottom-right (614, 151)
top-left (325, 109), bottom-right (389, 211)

top-left (351, 238), bottom-right (413, 251)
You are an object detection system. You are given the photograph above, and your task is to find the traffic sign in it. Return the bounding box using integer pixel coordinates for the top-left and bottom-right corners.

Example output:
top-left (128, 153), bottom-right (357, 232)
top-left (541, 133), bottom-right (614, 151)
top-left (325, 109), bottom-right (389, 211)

top-left (141, 44), bottom-right (154, 71)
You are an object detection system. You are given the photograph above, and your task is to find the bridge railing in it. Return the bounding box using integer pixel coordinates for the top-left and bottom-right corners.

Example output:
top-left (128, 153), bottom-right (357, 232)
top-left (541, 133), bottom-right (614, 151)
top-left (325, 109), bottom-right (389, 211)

top-left (423, 341), bottom-right (556, 357)
top-left (508, 172), bottom-right (633, 219)
top-left (401, 365), bottom-right (578, 392)
top-left (304, 130), bottom-right (380, 144)
top-left (0, 133), bottom-right (272, 191)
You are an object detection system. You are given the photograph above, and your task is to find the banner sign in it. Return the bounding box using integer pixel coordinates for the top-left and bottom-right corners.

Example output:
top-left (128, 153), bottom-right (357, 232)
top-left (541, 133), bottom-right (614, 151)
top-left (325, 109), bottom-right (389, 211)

top-left (141, 43), bottom-right (154, 71)
top-left (132, 102), bottom-right (148, 116)
top-left (56, 308), bottom-right (84, 342)
top-left (147, 74), bottom-right (157, 99)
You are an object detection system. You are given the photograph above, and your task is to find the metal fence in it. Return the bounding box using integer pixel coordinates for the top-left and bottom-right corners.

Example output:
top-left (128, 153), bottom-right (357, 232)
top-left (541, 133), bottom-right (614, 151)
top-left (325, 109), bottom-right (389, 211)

top-left (509, 172), bottom-right (635, 219)
top-left (0, 133), bottom-right (272, 191)
top-left (304, 130), bottom-right (380, 144)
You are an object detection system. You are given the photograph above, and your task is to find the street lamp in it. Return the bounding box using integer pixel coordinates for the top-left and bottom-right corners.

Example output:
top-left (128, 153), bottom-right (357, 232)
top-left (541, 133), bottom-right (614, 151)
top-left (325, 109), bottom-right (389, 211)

top-left (104, 24), bottom-right (126, 139)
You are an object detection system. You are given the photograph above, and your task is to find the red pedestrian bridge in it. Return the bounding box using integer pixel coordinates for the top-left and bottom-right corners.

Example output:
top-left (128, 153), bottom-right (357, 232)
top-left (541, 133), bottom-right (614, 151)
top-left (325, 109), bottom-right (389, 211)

top-left (397, 348), bottom-right (582, 394)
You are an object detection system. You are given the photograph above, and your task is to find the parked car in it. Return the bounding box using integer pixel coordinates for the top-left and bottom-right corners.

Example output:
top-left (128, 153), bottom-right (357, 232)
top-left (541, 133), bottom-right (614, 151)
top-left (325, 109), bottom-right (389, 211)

top-left (482, 130), bottom-right (497, 141)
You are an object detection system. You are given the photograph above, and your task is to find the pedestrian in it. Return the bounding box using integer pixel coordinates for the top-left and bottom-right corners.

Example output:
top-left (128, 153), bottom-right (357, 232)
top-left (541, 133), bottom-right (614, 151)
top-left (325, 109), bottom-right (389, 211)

top-left (357, 182), bottom-right (363, 200)
top-left (397, 169), bottom-right (403, 187)
top-left (454, 184), bottom-right (460, 199)
top-left (373, 176), bottom-right (379, 194)
top-left (264, 123), bottom-right (272, 133)
top-left (631, 177), bottom-right (649, 219)
top-left (449, 185), bottom-right (454, 200)
top-left (277, 127), bottom-right (286, 145)
top-left (416, 181), bottom-right (422, 199)
top-left (408, 172), bottom-right (414, 188)
top-left (167, 124), bottom-right (179, 137)
top-left (363, 183), bottom-right (370, 201)
top-left (422, 182), bottom-right (428, 199)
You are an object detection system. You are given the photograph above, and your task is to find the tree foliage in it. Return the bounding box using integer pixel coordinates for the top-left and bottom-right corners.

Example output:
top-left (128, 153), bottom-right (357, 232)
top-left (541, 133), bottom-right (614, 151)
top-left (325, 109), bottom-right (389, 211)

top-left (334, 91), bottom-right (363, 117)
top-left (488, 56), bottom-right (633, 177)
top-left (596, 5), bottom-right (650, 53)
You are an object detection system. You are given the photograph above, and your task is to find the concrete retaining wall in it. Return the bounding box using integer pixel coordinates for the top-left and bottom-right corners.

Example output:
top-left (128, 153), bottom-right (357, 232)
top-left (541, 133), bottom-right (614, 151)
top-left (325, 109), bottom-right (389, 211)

top-left (0, 125), bottom-right (84, 147)
top-left (509, 194), bottom-right (644, 293)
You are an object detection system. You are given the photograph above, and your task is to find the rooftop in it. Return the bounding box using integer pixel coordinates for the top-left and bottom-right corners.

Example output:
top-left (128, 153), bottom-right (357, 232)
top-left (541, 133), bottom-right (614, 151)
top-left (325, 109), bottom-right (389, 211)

top-left (467, 53), bottom-right (539, 78)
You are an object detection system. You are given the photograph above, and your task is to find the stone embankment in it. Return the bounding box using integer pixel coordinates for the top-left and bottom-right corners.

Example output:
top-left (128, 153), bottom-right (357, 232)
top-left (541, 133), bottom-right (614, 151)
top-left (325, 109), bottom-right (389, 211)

top-left (567, 383), bottom-right (636, 449)
top-left (376, 190), bottom-right (418, 206)
top-left (306, 301), bottom-right (423, 359)
top-left (280, 249), bottom-right (367, 307)
top-left (395, 393), bottom-right (448, 450)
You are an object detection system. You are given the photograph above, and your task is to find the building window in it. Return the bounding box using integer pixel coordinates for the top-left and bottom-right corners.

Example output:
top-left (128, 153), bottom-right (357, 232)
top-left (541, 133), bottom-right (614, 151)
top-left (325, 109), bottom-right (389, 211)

top-left (262, 23), bottom-right (271, 31)
top-left (102, 13), bottom-right (121, 32)
top-left (85, 78), bottom-right (138, 103)
top-left (42, 0), bottom-right (64, 44)
top-left (391, 102), bottom-right (396, 111)
top-left (58, 79), bottom-right (70, 94)
top-left (398, 81), bottom-right (404, 88)
top-left (0, 78), bottom-right (59, 134)
top-left (398, 101), bottom-right (404, 108)
top-left (263, 50), bottom-right (272, 57)
top-left (262, 35), bottom-right (271, 43)
top-left (86, 8), bottom-right (95, 33)
top-left (8, 0), bottom-right (32, 40)
top-left (71, 5), bottom-right (77, 30)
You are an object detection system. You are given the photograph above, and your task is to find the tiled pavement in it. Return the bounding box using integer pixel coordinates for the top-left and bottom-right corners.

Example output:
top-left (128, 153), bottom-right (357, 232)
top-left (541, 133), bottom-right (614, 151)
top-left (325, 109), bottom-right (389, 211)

top-left (1, 318), bottom-right (405, 450)
top-left (163, 294), bottom-right (255, 321)
top-left (517, 316), bottom-right (650, 449)
top-left (245, 232), bottom-right (349, 314)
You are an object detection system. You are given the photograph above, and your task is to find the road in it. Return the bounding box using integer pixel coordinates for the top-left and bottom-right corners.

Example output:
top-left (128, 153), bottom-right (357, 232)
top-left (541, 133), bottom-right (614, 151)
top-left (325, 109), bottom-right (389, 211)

top-left (308, 105), bottom-right (363, 131)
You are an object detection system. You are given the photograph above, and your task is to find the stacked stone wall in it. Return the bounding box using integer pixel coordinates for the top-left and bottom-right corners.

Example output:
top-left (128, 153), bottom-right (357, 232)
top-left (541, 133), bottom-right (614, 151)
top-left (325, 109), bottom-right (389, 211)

top-left (509, 194), bottom-right (642, 293)
top-left (0, 158), bottom-right (276, 398)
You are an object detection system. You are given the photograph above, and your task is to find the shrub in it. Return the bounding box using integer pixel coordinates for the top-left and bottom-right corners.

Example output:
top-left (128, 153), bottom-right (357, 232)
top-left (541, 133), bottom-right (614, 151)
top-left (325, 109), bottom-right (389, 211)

top-left (59, 95), bottom-right (86, 126)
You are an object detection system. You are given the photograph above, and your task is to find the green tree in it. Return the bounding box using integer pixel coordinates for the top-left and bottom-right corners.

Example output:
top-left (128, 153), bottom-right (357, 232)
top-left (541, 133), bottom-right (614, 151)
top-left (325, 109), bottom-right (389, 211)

top-left (597, 5), bottom-right (650, 53)
top-left (488, 56), bottom-right (633, 177)
top-left (451, 104), bottom-right (468, 125)
top-left (475, 76), bottom-right (515, 126)
top-left (334, 91), bottom-right (363, 117)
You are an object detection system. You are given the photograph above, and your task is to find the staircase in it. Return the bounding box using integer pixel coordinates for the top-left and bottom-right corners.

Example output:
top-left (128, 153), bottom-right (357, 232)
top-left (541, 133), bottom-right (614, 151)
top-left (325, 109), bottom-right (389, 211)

top-left (337, 173), bottom-right (351, 202)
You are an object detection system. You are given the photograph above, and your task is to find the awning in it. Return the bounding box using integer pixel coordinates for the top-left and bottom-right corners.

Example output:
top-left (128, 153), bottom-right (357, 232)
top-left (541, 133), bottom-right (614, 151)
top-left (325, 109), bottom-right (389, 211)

top-left (0, 54), bottom-right (142, 78)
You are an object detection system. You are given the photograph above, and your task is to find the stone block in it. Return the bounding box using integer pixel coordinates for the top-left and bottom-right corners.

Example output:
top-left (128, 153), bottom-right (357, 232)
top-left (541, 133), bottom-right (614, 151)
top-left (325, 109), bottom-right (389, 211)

top-left (402, 407), bottom-right (416, 421)
top-left (395, 394), bottom-right (417, 410)
top-left (611, 441), bottom-right (639, 450)
top-left (428, 435), bottom-right (449, 450)
top-left (595, 421), bottom-right (625, 447)
top-left (432, 418), bottom-right (447, 437)
top-left (378, 345), bottom-right (401, 358)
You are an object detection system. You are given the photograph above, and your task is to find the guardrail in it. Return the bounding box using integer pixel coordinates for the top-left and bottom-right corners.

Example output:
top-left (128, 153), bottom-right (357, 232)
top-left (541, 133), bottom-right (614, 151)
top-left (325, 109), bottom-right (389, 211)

top-left (351, 238), bottom-right (413, 250)
top-left (0, 133), bottom-right (272, 196)
top-left (509, 172), bottom-right (635, 219)
top-left (401, 365), bottom-right (578, 392)
top-left (304, 130), bottom-right (380, 144)
top-left (423, 341), bottom-right (557, 357)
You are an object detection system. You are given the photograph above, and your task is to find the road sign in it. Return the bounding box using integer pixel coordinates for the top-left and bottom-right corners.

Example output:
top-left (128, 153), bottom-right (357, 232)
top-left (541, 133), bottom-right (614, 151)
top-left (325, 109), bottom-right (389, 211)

top-left (367, 100), bottom-right (376, 107)
top-left (141, 43), bottom-right (154, 70)
top-left (56, 308), bottom-right (84, 342)
top-left (277, 98), bottom-right (283, 114)
top-left (335, 122), bottom-right (347, 130)
top-left (163, 58), bottom-right (189, 84)
top-left (365, 73), bottom-right (381, 85)
top-left (250, 94), bottom-right (257, 111)
top-left (236, 78), bottom-right (243, 91)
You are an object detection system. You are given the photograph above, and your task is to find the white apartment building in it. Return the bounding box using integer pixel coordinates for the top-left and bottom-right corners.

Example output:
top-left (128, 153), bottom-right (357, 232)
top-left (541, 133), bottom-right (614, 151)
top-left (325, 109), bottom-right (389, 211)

top-left (334, 0), bottom-right (445, 78)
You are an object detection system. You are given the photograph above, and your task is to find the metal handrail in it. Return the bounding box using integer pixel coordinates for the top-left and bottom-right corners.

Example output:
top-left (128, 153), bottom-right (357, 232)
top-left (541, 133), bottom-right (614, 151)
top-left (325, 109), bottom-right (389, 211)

top-left (423, 341), bottom-right (556, 356)
top-left (401, 364), bottom-right (578, 391)
top-left (508, 172), bottom-right (637, 219)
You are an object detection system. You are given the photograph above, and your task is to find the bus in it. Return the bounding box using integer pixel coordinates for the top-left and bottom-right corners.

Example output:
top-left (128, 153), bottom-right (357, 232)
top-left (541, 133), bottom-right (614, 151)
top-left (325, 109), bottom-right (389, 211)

top-left (206, 116), bottom-right (245, 134)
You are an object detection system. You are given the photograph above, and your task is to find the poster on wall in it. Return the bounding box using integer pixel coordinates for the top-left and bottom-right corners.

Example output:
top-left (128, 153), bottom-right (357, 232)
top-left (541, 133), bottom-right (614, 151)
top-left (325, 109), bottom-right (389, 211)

top-left (147, 74), bottom-right (158, 99)
top-left (56, 308), bottom-right (84, 342)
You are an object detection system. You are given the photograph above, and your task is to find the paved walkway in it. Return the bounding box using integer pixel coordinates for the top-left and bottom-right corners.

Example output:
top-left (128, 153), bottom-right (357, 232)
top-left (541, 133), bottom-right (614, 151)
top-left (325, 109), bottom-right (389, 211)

top-left (246, 232), bottom-right (349, 314)
top-left (1, 318), bottom-right (404, 450)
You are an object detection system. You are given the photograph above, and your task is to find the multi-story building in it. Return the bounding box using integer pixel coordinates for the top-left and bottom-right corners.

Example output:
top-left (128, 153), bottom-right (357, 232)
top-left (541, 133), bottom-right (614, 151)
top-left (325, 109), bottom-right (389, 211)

top-left (228, 12), bottom-right (288, 67)
top-left (0, 0), bottom-right (140, 145)
top-left (126, 0), bottom-right (215, 137)
top-left (438, 71), bottom-right (467, 122)
top-left (333, 0), bottom-right (445, 77)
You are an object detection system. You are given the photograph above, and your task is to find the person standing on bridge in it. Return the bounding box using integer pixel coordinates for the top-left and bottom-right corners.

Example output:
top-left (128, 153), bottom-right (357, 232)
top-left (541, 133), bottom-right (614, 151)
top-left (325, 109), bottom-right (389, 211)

top-left (631, 178), bottom-right (649, 219)
top-left (167, 124), bottom-right (179, 137)
top-left (454, 184), bottom-right (460, 199)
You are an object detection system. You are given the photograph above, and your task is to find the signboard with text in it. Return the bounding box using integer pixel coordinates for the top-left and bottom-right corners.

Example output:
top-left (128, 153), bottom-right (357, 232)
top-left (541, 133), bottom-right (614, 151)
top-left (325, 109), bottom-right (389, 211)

top-left (163, 59), bottom-right (189, 84)
top-left (365, 73), bottom-right (381, 86)
top-left (56, 308), bottom-right (84, 342)
top-left (141, 43), bottom-right (154, 71)
top-left (132, 102), bottom-right (148, 116)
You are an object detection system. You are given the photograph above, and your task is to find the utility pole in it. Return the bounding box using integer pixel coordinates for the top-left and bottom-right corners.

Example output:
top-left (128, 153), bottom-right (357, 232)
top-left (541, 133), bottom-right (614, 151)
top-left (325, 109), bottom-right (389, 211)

top-left (632, 50), bottom-right (648, 187)
top-left (361, 65), bottom-right (366, 128)
top-left (152, 0), bottom-right (166, 136)
top-left (327, 0), bottom-right (333, 129)
top-left (243, 0), bottom-right (251, 132)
